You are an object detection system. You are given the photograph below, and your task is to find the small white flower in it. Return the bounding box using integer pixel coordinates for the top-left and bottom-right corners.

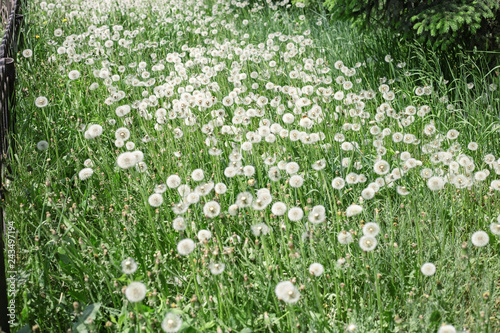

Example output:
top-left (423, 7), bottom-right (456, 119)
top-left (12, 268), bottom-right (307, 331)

top-left (275, 281), bottom-right (300, 304)
top-left (197, 229), bottom-right (212, 242)
top-left (438, 324), bottom-right (456, 333)
top-left (191, 168), bottom-right (204, 181)
top-left (209, 262), bottom-right (225, 275)
top-left (166, 175), bottom-right (181, 189)
top-left (203, 201), bottom-right (220, 218)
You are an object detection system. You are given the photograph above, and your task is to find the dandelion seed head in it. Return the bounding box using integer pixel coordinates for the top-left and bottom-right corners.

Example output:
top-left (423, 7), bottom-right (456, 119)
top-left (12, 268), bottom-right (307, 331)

top-left (35, 96), bottom-right (49, 108)
top-left (121, 257), bottom-right (138, 274)
top-left (359, 235), bottom-right (377, 251)
top-left (275, 281), bottom-right (300, 303)
top-left (421, 262), bottom-right (436, 276)
top-left (125, 281), bottom-right (146, 303)
top-left (177, 238), bottom-right (195, 256)
top-left (471, 231), bottom-right (489, 247)
top-left (78, 168), bottom-right (94, 181)
top-left (161, 313), bottom-right (182, 332)
top-left (346, 204), bottom-right (363, 217)
top-left (309, 263), bottom-right (324, 276)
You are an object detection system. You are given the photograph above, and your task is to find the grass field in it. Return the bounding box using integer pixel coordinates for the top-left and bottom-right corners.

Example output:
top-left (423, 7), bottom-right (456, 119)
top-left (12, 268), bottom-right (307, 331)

top-left (5, 0), bottom-right (500, 332)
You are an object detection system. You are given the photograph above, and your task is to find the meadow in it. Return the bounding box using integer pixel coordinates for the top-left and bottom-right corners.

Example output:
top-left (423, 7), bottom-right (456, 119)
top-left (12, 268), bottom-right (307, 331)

top-left (5, 0), bottom-right (500, 332)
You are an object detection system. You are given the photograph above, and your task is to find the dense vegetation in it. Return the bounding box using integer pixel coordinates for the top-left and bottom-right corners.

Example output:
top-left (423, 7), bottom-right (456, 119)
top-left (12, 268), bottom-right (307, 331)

top-left (4, 0), bottom-right (500, 332)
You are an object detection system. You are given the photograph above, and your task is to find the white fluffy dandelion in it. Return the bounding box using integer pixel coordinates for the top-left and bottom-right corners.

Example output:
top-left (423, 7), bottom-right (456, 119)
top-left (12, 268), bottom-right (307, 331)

top-left (331, 177), bottom-right (345, 190)
top-left (166, 175), bottom-right (181, 189)
top-left (251, 223), bottom-right (271, 236)
top-left (191, 169), bottom-right (204, 181)
top-left (427, 176), bottom-right (445, 191)
top-left (148, 193), bottom-right (163, 207)
top-left (203, 201), bottom-right (220, 218)
top-left (362, 222), bottom-right (380, 237)
top-left (288, 207), bottom-right (304, 221)
top-left (490, 221), bottom-right (500, 235)
top-left (289, 175), bottom-right (304, 188)
top-left (438, 324), bottom-right (456, 333)
top-left (346, 204), bottom-right (363, 217)
top-left (309, 263), bottom-right (324, 276)
top-left (78, 168), bottom-right (94, 181)
top-left (125, 281), bottom-right (146, 303)
top-left (271, 202), bottom-right (287, 216)
top-left (285, 162), bottom-right (300, 174)
top-left (22, 49), bottom-right (33, 58)
top-left (197, 229), bottom-right (212, 242)
top-left (68, 70), bottom-right (81, 80)
top-left (117, 152), bottom-right (137, 169)
top-left (275, 281), bottom-right (300, 304)
top-left (35, 96), bottom-right (48, 108)
top-left (209, 262), bottom-right (225, 275)
top-left (338, 231), bottom-right (354, 244)
top-left (359, 236), bottom-right (377, 251)
top-left (161, 313), bottom-right (182, 332)
top-left (471, 231), bottom-right (489, 247)
top-left (121, 257), bottom-right (138, 274)
top-left (115, 127), bottom-right (130, 141)
top-left (177, 239), bottom-right (195, 256)
top-left (86, 124), bottom-right (103, 139)
top-left (172, 217), bottom-right (187, 231)
top-left (36, 140), bottom-right (49, 151)
top-left (421, 262), bottom-right (436, 276)
top-left (214, 183), bottom-right (227, 194)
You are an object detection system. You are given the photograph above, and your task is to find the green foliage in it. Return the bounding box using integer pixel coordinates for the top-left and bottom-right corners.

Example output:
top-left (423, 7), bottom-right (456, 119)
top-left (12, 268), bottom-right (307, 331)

top-left (322, 0), bottom-right (500, 52)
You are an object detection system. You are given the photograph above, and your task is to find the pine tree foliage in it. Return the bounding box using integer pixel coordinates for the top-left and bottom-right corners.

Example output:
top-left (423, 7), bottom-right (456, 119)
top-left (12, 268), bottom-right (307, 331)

top-left (322, 0), bottom-right (500, 51)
